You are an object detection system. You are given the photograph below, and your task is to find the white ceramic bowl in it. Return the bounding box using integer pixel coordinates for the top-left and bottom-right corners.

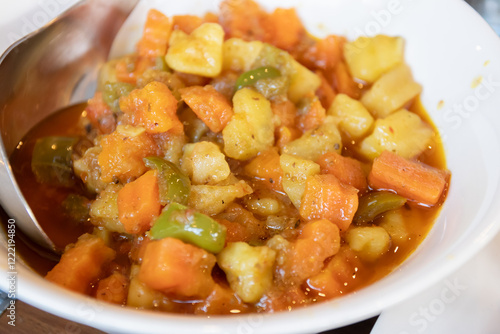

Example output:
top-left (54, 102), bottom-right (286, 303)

top-left (1, 0), bottom-right (500, 333)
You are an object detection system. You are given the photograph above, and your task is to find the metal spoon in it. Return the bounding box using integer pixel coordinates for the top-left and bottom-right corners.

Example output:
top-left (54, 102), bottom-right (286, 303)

top-left (0, 0), bottom-right (139, 252)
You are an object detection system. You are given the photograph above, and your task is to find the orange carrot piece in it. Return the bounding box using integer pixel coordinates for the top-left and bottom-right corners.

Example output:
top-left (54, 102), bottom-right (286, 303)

top-left (117, 170), bottom-right (161, 234)
top-left (368, 151), bottom-right (449, 206)
top-left (317, 152), bottom-right (367, 192)
top-left (315, 70), bottom-right (337, 110)
top-left (45, 234), bottom-right (115, 294)
top-left (137, 9), bottom-right (172, 58)
top-left (85, 92), bottom-right (116, 134)
top-left (120, 81), bottom-right (182, 134)
top-left (179, 85), bottom-right (233, 133)
top-left (95, 272), bottom-right (128, 305)
top-left (331, 61), bottom-right (362, 99)
top-left (219, 0), bottom-right (269, 41)
top-left (300, 35), bottom-right (345, 72)
top-left (284, 219), bottom-right (340, 284)
top-left (138, 238), bottom-right (216, 298)
top-left (244, 148), bottom-right (284, 193)
top-left (98, 129), bottom-right (161, 183)
top-left (267, 8), bottom-right (305, 51)
top-left (216, 218), bottom-right (248, 243)
top-left (299, 174), bottom-right (359, 232)
top-left (271, 99), bottom-right (297, 128)
top-left (173, 15), bottom-right (204, 34)
top-left (296, 96), bottom-right (326, 132)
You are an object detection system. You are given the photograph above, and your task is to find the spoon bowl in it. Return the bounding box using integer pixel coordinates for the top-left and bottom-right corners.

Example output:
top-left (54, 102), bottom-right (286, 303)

top-left (0, 0), bottom-right (139, 251)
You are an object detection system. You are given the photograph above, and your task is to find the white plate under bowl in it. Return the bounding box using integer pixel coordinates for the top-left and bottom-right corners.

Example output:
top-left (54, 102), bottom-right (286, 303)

top-left (1, 0), bottom-right (500, 333)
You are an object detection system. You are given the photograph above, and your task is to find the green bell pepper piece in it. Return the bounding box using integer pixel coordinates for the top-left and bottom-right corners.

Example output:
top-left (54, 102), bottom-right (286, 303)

top-left (354, 191), bottom-right (407, 224)
top-left (143, 157), bottom-right (191, 206)
top-left (235, 66), bottom-right (281, 91)
top-left (150, 202), bottom-right (226, 253)
top-left (102, 82), bottom-right (135, 112)
top-left (31, 136), bottom-right (78, 187)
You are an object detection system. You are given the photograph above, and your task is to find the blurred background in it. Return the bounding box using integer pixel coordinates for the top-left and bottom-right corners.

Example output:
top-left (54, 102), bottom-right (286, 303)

top-left (466, 0), bottom-right (500, 34)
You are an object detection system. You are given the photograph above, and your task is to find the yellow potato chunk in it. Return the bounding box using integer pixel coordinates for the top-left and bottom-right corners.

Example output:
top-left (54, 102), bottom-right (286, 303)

top-left (222, 38), bottom-right (263, 72)
top-left (223, 88), bottom-right (274, 160)
top-left (188, 180), bottom-right (253, 215)
top-left (288, 58), bottom-right (321, 103)
top-left (378, 209), bottom-right (409, 244)
top-left (280, 154), bottom-right (320, 209)
top-left (328, 94), bottom-right (374, 139)
top-left (181, 141), bottom-right (230, 185)
top-left (166, 23), bottom-right (224, 77)
top-left (344, 35), bottom-right (404, 84)
top-left (217, 242), bottom-right (276, 303)
top-left (359, 109), bottom-right (434, 160)
top-left (361, 63), bottom-right (422, 118)
top-left (282, 116), bottom-right (342, 161)
top-left (346, 226), bottom-right (391, 261)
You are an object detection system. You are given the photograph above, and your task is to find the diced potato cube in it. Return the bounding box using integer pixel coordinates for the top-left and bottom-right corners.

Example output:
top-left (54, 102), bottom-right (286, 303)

top-left (344, 35), bottom-right (404, 84)
top-left (346, 226), bottom-right (391, 261)
top-left (361, 63), bottom-right (422, 118)
top-left (282, 116), bottom-right (342, 161)
top-left (166, 23), bottom-right (224, 77)
top-left (222, 38), bottom-right (263, 72)
top-left (288, 58), bottom-right (321, 103)
top-left (223, 88), bottom-right (274, 160)
top-left (359, 109), bottom-right (434, 160)
top-left (378, 209), bottom-right (409, 244)
top-left (280, 154), bottom-right (320, 209)
top-left (189, 180), bottom-right (253, 215)
top-left (181, 141), bottom-right (230, 185)
top-left (89, 184), bottom-right (126, 233)
top-left (328, 94), bottom-right (374, 139)
top-left (217, 242), bottom-right (276, 303)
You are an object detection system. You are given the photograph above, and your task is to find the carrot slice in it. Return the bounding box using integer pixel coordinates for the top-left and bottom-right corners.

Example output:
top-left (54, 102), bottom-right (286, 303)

top-left (368, 150), bottom-right (449, 206)
top-left (137, 9), bottom-right (172, 58)
top-left (244, 148), bottom-right (284, 193)
top-left (299, 174), bottom-right (358, 232)
top-left (45, 234), bottom-right (115, 294)
top-left (138, 238), bottom-right (216, 298)
top-left (117, 170), bottom-right (161, 234)
top-left (331, 61), bottom-right (362, 99)
top-left (173, 15), bottom-right (204, 34)
top-left (295, 96), bottom-right (326, 132)
top-left (271, 99), bottom-right (296, 128)
top-left (115, 56), bottom-right (156, 85)
top-left (120, 81), bottom-right (182, 134)
top-left (300, 35), bottom-right (345, 72)
top-left (95, 272), bottom-right (128, 305)
top-left (179, 85), bottom-right (233, 133)
top-left (315, 70), bottom-right (337, 110)
top-left (317, 151), bottom-right (367, 192)
top-left (267, 8), bottom-right (305, 51)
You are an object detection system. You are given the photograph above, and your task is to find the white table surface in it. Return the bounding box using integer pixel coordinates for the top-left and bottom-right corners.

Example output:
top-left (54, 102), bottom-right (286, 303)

top-left (1, 2), bottom-right (499, 334)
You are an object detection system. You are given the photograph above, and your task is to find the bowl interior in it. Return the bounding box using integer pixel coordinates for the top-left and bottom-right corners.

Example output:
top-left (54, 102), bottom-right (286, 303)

top-left (2, 0), bottom-right (500, 333)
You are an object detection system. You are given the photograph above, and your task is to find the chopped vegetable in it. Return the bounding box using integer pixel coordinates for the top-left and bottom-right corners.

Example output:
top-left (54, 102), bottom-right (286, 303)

top-left (368, 151), bottom-right (449, 206)
top-left (138, 237), bottom-right (216, 298)
top-left (217, 242), bottom-right (276, 303)
top-left (354, 191), bottom-right (407, 224)
top-left (31, 136), bottom-right (78, 187)
top-left (280, 153), bottom-right (320, 209)
top-left (117, 170), bottom-right (161, 234)
top-left (235, 66), bottom-right (281, 91)
top-left (345, 226), bottom-right (391, 261)
top-left (327, 93), bottom-right (374, 139)
top-left (45, 234), bottom-right (115, 293)
top-left (181, 142), bottom-right (230, 185)
top-left (222, 38), bottom-right (263, 72)
top-left (144, 156), bottom-right (191, 205)
top-left (299, 174), bottom-right (359, 232)
top-left (89, 184), bottom-right (125, 233)
top-left (96, 272), bottom-right (128, 305)
top-left (149, 202), bottom-right (227, 253)
top-left (359, 108), bottom-right (434, 160)
top-left (85, 92), bottom-right (116, 134)
top-left (61, 194), bottom-right (91, 223)
top-left (101, 82), bottom-right (134, 112)
top-left (179, 85), bottom-right (233, 133)
top-left (137, 9), bottom-right (172, 58)
top-left (166, 23), bottom-right (224, 77)
top-left (317, 151), bottom-right (367, 192)
top-left (244, 148), bottom-right (284, 193)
